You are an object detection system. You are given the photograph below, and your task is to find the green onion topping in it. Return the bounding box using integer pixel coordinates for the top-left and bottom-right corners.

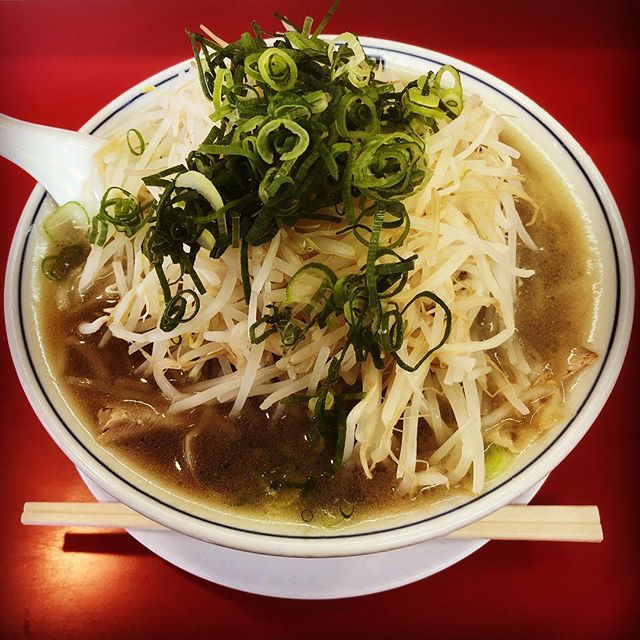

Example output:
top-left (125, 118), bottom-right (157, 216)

top-left (126, 128), bottom-right (146, 156)
top-left (89, 0), bottom-right (464, 457)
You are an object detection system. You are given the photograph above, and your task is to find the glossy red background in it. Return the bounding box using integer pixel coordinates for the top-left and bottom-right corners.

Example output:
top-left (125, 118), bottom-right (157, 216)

top-left (1, 1), bottom-right (638, 637)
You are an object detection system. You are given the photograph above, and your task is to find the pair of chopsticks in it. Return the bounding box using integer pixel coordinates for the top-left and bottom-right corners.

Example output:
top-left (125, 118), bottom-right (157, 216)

top-left (21, 502), bottom-right (603, 542)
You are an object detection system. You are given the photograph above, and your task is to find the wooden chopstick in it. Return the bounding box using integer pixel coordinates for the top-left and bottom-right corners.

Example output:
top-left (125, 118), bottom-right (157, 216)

top-left (21, 502), bottom-right (603, 543)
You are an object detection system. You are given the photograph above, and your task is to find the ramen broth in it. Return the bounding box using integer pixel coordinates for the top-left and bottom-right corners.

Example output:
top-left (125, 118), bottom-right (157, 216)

top-left (36, 131), bottom-right (598, 525)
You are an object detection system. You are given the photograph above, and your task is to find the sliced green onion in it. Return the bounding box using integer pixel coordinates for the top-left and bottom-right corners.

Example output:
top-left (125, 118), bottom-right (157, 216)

top-left (314, 0), bottom-right (340, 36)
top-left (390, 291), bottom-right (452, 372)
top-left (365, 201), bottom-right (386, 312)
top-left (41, 243), bottom-right (89, 282)
top-left (257, 49), bottom-right (298, 91)
top-left (43, 201), bottom-right (89, 244)
top-left (352, 132), bottom-right (425, 200)
top-left (211, 68), bottom-right (234, 120)
top-left (240, 241), bottom-right (251, 304)
top-left (175, 170), bottom-right (224, 210)
top-left (434, 65), bottom-right (463, 116)
top-left (175, 170), bottom-right (227, 244)
top-left (484, 444), bottom-right (512, 479)
top-left (126, 128), bottom-right (146, 156)
top-left (256, 118), bottom-right (310, 164)
top-left (335, 93), bottom-right (380, 140)
top-left (197, 228), bottom-right (215, 250)
top-left (160, 289), bottom-right (201, 332)
top-left (283, 263), bottom-right (337, 306)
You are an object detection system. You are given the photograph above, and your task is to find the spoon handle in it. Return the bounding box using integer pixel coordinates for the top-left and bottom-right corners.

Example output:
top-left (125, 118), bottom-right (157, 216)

top-left (0, 113), bottom-right (103, 205)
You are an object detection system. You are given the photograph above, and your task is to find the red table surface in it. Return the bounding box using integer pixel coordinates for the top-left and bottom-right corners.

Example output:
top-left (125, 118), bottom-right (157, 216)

top-left (1, 1), bottom-right (638, 637)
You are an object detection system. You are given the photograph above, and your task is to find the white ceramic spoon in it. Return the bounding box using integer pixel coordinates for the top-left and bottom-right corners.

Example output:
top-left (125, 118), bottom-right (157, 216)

top-left (0, 113), bottom-right (103, 205)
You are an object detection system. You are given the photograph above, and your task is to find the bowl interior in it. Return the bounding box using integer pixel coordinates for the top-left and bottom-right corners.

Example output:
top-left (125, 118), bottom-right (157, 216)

top-left (6, 39), bottom-right (633, 557)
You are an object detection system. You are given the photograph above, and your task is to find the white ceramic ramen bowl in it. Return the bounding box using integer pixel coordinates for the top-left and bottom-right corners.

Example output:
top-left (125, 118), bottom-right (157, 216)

top-left (5, 37), bottom-right (634, 558)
